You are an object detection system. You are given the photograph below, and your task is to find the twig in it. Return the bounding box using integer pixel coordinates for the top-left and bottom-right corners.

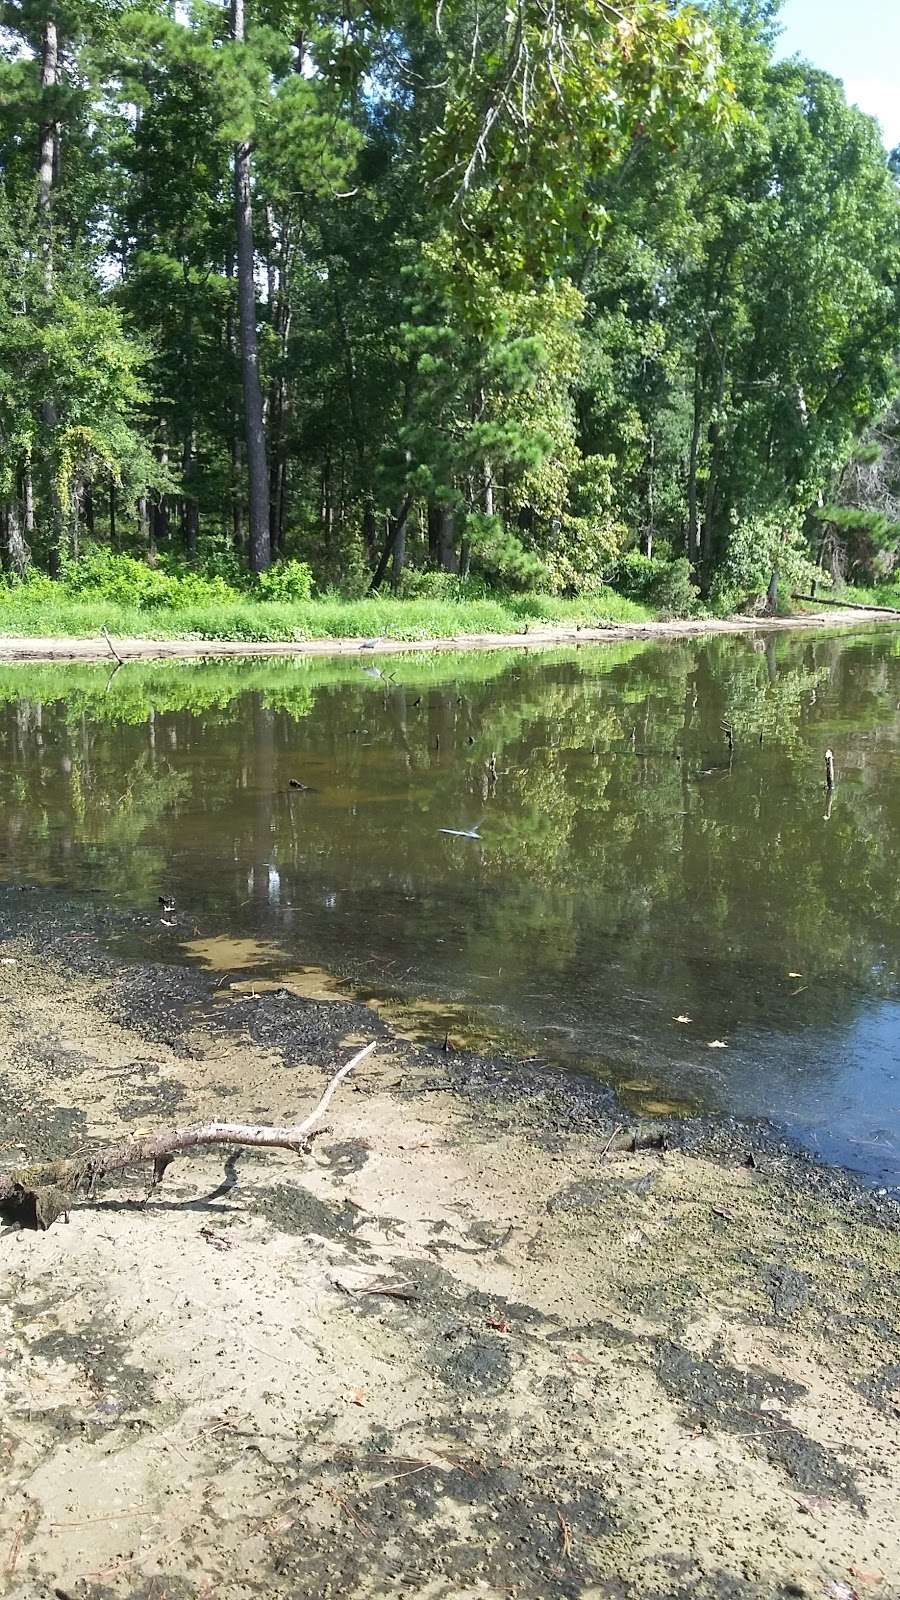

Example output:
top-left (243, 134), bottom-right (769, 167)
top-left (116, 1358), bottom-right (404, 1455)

top-left (597, 1124), bottom-right (623, 1164)
top-left (325, 1488), bottom-right (372, 1537)
top-left (5, 1528), bottom-right (22, 1576)
top-left (101, 625), bottom-right (124, 665)
top-left (556, 1507), bottom-right (573, 1558)
top-left (0, 1042), bottom-right (376, 1228)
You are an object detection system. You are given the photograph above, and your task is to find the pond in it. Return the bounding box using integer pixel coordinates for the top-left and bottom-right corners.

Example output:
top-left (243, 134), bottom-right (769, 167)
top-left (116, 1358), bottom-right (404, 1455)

top-left (1, 626), bottom-right (899, 1184)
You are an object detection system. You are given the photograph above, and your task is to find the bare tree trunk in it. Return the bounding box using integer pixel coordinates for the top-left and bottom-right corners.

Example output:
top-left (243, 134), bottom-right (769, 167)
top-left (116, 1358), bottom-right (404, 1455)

top-left (686, 354), bottom-right (703, 569)
top-left (370, 495), bottom-right (413, 591)
top-left (137, 495), bottom-right (151, 550)
top-left (643, 432), bottom-right (655, 559)
top-left (428, 503), bottom-right (457, 571)
top-left (39, 15), bottom-right (65, 578)
top-left (362, 500), bottom-right (377, 563)
top-left (0, 501), bottom-right (29, 579)
top-left (24, 466), bottom-right (35, 539)
top-left (109, 480), bottom-right (117, 547)
top-left (181, 436), bottom-right (198, 557)
top-left (231, 0), bottom-right (270, 574)
top-left (390, 507), bottom-right (407, 593)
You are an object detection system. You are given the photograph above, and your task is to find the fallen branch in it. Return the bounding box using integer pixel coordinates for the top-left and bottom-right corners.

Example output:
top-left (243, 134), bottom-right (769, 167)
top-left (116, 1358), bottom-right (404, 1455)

top-left (0, 1041), bottom-right (375, 1230)
top-left (791, 592), bottom-right (900, 616)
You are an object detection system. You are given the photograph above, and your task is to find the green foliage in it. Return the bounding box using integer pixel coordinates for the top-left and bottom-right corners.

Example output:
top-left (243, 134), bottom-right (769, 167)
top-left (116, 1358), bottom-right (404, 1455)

top-left (254, 559), bottom-right (314, 603)
top-left (0, 581), bottom-right (652, 641)
top-left (0, 0), bottom-right (898, 613)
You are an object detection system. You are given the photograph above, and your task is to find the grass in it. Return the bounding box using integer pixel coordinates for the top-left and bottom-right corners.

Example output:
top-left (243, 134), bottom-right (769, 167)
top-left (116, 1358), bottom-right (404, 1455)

top-left (0, 589), bottom-right (653, 643)
top-left (834, 582), bottom-right (900, 611)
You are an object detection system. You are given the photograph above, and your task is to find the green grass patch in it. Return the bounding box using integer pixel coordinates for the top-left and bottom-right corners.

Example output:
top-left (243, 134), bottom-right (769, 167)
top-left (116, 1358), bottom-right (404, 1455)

top-left (835, 582), bottom-right (900, 611)
top-left (0, 589), bottom-right (653, 643)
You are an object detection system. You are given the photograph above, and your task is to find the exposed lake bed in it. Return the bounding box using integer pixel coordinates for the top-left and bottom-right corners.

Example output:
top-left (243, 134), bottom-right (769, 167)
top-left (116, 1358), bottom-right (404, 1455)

top-left (1, 885), bottom-right (899, 1598)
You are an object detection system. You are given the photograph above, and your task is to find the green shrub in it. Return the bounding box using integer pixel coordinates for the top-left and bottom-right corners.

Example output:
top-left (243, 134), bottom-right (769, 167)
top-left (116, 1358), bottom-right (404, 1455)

top-left (613, 550), bottom-right (698, 616)
top-left (60, 548), bottom-right (173, 607)
top-left (255, 560), bottom-right (314, 603)
top-left (398, 570), bottom-right (493, 601)
top-left (646, 557), bottom-right (698, 619)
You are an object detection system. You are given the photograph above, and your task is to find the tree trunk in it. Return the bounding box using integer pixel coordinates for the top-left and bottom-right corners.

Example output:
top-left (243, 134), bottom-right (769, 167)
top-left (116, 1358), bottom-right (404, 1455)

top-left (39, 15), bottom-right (65, 578)
top-left (686, 354), bottom-right (703, 568)
top-left (24, 467), bottom-right (35, 539)
top-left (362, 501), bottom-right (377, 564)
top-left (1, 500), bottom-right (29, 579)
top-left (643, 432), bottom-right (655, 559)
top-left (38, 19), bottom-right (58, 252)
top-left (370, 495), bottom-right (412, 591)
top-left (109, 480), bottom-right (117, 547)
top-left (390, 508), bottom-right (407, 593)
top-left (430, 504), bottom-right (457, 572)
top-left (231, 0), bottom-right (270, 574)
top-left (137, 495), bottom-right (151, 550)
top-left (181, 437), bottom-right (198, 558)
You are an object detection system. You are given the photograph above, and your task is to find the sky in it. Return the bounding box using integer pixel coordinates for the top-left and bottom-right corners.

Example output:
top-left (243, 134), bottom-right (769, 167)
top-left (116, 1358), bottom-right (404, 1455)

top-left (776, 0), bottom-right (900, 149)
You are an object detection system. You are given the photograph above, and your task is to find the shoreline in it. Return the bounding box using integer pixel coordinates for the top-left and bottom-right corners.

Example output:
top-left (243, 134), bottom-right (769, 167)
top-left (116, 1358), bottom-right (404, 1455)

top-left (0, 604), bottom-right (896, 662)
top-left (1, 888), bottom-right (899, 1596)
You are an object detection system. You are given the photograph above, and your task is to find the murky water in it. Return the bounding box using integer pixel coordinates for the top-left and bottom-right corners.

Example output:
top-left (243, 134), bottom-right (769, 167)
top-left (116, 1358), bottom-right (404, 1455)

top-left (1, 628), bottom-right (900, 1182)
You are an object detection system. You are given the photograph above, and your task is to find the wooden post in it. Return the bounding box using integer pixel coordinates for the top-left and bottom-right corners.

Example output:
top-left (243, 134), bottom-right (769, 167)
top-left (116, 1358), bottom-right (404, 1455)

top-left (825, 749), bottom-right (835, 791)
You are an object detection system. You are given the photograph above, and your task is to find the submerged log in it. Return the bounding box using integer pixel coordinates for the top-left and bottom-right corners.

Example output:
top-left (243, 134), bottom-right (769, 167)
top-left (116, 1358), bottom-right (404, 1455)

top-left (0, 1041), bottom-right (375, 1230)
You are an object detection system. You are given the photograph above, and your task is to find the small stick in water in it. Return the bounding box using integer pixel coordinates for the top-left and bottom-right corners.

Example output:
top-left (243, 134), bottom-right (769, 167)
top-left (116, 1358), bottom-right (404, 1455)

top-left (101, 626), bottom-right (123, 665)
top-left (825, 748), bottom-right (835, 791)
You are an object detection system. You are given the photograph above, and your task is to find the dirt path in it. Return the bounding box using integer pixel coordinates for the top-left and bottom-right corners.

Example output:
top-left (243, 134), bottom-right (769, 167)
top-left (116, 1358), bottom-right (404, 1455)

top-left (0, 896), bottom-right (898, 1598)
top-left (0, 606), bottom-right (896, 662)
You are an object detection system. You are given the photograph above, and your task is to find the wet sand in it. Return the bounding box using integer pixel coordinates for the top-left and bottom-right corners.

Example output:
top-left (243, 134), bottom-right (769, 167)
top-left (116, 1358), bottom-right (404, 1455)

top-left (0, 606), bottom-right (897, 663)
top-left (1, 890), bottom-right (899, 1598)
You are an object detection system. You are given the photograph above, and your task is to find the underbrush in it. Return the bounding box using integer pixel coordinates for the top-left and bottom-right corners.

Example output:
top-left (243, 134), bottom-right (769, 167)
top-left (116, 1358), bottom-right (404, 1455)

top-left (0, 551), bottom-right (652, 641)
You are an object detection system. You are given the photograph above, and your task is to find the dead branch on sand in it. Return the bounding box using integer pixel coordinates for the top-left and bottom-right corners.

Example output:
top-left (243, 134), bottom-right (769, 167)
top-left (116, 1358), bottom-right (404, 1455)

top-left (0, 1041), bottom-right (376, 1231)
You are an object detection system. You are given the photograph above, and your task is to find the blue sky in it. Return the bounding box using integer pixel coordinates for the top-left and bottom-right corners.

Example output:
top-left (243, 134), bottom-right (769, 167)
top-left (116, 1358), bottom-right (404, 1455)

top-left (776, 0), bottom-right (900, 148)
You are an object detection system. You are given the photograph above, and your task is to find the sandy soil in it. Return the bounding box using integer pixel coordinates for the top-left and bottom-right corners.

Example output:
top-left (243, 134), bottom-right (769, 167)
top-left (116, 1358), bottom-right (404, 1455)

top-left (1, 896), bottom-right (899, 1599)
top-left (0, 607), bottom-right (897, 663)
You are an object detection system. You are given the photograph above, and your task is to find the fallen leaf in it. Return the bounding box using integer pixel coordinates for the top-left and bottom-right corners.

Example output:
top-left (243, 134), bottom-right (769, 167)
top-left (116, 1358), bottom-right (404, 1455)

top-left (567, 1350), bottom-right (593, 1365)
top-left (849, 1571), bottom-right (885, 1589)
top-left (344, 1388), bottom-right (367, 1406)
top-left (788, 971), bottom-right (803, 978)
top-left (673, 1014), bottom-right (693, 1024)
top-left (706, 1039), bottom-right (728, 1049)
top-left (486, 1317), bottom-right (512, 1334)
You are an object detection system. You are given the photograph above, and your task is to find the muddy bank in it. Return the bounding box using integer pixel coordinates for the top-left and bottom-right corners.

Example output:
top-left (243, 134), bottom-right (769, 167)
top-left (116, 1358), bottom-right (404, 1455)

top-left (0, 606), bottom-right (897, 662)
top-left (1, 890), bottom-right (899, 1599)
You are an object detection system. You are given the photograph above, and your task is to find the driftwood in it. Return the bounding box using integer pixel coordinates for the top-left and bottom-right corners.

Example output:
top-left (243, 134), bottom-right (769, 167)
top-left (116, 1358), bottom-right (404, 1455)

top-left (0, 1040), bottom-right (376, 1231)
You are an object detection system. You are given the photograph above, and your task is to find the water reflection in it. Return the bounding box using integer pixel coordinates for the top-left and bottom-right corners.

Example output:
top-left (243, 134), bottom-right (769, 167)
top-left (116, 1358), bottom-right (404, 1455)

top-left (0, 629), bottom-right (899, 1181)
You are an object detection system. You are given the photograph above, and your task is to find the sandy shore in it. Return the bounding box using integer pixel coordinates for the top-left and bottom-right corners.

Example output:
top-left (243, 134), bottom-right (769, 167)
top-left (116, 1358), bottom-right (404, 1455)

top-left (0, 606), bottom-right (896, 663)
top-left (0, 891), bottom-right (898, 1597)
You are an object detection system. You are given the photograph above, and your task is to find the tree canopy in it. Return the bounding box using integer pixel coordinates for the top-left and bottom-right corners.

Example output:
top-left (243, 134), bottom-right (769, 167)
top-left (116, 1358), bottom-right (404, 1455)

top-left (1, 0), bottom-right (898, 602)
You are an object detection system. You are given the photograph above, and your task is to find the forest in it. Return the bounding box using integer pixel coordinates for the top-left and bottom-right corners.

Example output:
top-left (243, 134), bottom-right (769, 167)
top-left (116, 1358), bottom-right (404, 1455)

top-left (2, 0), bottom-right (900, 621)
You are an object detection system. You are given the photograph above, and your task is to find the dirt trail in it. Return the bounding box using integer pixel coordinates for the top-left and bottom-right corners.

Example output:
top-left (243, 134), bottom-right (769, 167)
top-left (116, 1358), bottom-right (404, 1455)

top-left (0, 606), bottom-right (896, 662)
top-left (0, 907), bottom-right (899, 1598)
